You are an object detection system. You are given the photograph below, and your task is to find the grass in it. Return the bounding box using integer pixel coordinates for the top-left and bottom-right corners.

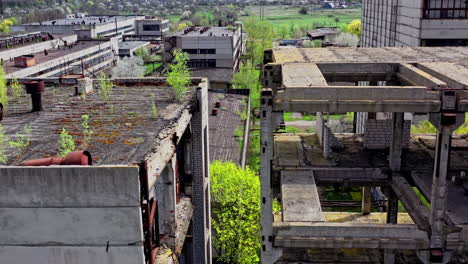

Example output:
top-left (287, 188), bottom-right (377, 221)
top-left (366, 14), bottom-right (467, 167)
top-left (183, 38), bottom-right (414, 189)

top-left (243, 5), bottom-right (362, 32)
top-left (144, 63), bottom-right (162, 76)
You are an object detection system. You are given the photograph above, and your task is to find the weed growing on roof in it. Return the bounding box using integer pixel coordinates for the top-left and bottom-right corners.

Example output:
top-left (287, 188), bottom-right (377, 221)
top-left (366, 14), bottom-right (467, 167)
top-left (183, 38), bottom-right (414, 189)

top-left (167, 49), bottom-right (191, 102)
top-left (98, 72), bottom-right (113, 103)
top-left (150, 94), bottom-right (158, 119)
top-left (81, 115), bottom-right (92, 148)
top-left (58, 128), bottom-right (75, 157)
top-left (10, 78), bottom-right (23, 102)
top-left (0, 66), bottom-right (8, 113)
top-left (0, 124), bottom-right (8, 164)
top-left (8, 124), bottom-right (31, 160)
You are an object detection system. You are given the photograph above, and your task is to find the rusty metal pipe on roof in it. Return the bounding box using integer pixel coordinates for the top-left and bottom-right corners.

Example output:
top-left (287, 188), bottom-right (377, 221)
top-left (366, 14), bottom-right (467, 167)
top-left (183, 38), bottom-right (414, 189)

top-left (24, 80), bottom-right (45, 112)
top-left (19, 151), bottom-right (92, 166)
top-left (0, 103), bottom-right (3, 121)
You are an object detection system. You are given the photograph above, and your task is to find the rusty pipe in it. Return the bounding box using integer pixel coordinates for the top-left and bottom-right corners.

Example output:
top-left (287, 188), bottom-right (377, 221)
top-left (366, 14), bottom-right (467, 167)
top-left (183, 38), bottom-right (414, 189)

top-left (19, 151), bottom-right (92, 166)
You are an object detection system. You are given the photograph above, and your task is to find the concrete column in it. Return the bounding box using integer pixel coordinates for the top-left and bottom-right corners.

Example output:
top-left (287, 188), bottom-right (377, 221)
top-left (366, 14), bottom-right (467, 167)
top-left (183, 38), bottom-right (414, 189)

top-left (384, 249), bottom-right (396, 264)
top-left (260, 89), bottom-right (282, 263)
top-left (191, 85), bottom-right (212, 264)
top-left (362, 187), bottom-right (372, 215)
top-left (427, 113), bottom-right (464, 263)
top-left (155, 159), bottom-right (176, 249)
top-left (390, 113), bottom-right (404, 171)
top-left (386, 190), bottom-right (398, 225)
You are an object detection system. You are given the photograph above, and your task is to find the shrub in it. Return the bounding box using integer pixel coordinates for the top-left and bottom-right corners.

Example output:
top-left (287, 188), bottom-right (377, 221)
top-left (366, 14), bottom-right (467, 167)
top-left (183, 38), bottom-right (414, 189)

top-left (58, 128), bottom-right (75, 157)
top-left (335, 32), bottom-right (359, 47)
top-left (167, 49), bottom-right (191, 102)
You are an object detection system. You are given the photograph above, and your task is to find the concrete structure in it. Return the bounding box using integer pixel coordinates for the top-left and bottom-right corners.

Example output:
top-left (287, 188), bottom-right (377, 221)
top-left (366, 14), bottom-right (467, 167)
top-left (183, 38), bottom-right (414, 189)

top-left (0, 77), bottom-right (212, 264)
top-left (135, 18), bottom-right (170, 39)
top-left (1, 33), bottom-right (118, 78)
top-left (12, 15), bottom-right (145, 40)
top-left (164, 26), bottom-right (242, 72)
top-left (118, 41), bottom-right (150, 57)
top-left (261, 47), bottom-right (468, 263)
top-left (362, 0), bottom-right (468, 47)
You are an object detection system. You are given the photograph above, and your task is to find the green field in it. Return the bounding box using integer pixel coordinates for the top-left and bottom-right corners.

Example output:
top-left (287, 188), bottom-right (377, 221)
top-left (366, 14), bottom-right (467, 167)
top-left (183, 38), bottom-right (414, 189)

top-left (242, 5), bottom-right (362, 32)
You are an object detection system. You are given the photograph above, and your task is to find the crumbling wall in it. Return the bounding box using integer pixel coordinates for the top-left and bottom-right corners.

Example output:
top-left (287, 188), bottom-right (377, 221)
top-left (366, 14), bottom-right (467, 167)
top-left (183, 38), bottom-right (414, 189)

top-left (364, 119), bottom-right (411, 149)
top-left (316, 112), bottom-right (342, 158)
top-left (0, 166), bottom-right (145, 264)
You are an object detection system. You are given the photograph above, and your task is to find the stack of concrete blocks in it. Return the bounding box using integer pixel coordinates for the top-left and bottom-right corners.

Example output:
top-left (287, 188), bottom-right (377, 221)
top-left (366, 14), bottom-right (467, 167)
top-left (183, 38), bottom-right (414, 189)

top-left (364, 119), bottom-right (411, 149)
top-left (0, 166), bottom-right (145, 264)
top-left (316, 112), bottom-right (342, 158)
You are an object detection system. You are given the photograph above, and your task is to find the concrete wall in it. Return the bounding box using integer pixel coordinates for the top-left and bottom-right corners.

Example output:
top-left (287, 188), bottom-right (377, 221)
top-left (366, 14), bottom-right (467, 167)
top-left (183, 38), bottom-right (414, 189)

top-left (135, 19), bottom-right (170, 36)
top-left (420, 19), bottom-right (468, 39)
top-left (180, 36), bottom-right (235, 68)
top-left (316, 112), bottom-right (342, 158)
top-left (0, 166), bottom-right (144, 264)
top-left (364, 119), bottom-right (411, 149)
top-left (0, 35), bottom-right (77, 62)
top-left (362, 0), bottom-right (423, 47)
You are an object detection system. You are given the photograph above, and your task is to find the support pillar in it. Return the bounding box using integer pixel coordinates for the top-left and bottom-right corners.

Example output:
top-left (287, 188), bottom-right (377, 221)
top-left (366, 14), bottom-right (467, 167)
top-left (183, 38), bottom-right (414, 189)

top-left (191, 84), bottom-right (212, 264)
top-left (362, 187), bottom-right (372, 215)
top-left (386, 190), bottom-right (398, 225)
top-left (390, 113), bottom-right (404, 171)
top-left (425, 113), bottom-right (464, 263)
top-left (260, 89), bottom-right (282, 263)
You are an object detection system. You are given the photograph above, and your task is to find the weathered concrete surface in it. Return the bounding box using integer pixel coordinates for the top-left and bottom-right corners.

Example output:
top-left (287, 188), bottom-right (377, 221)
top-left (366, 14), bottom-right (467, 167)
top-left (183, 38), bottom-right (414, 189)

top-left (274, 136), bottom-right (305, 167)
top-left (282, 63), bottom-right (327, 87)
top-left (0, 208), bottom-right (143, 245)
top-left (0, 246), bottom-right (145, 264)
top-left (175, 197), bottom-right (193, 256)
top-left (0, 166), bottom-right (140, 207)
top-left (281, 170), bottom-right (325, 222)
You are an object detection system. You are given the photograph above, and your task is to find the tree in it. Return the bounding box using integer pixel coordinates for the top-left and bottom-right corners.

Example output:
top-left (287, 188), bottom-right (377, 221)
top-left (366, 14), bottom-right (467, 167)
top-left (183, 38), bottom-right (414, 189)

top-left (167, 49), bottom-right (191, 102)
top-left (210, 161), bottom-right (261, 264)
top-left (111, 56), bottom-right (146, 78)
top-left (345, 19), bottom-right (362, 37)
top-left (334, 32), bottom-right (359, 47)
top-left (243, 17), bottom-right (274, 67)
top-left (0, 67), bottom-right (8, 113)
top-left (299, 6), bottom-right (308, 15)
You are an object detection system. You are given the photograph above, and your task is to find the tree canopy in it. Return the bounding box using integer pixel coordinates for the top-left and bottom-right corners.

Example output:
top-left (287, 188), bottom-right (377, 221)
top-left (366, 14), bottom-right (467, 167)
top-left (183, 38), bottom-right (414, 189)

top-left (210, 161), bottom-right (261, 264)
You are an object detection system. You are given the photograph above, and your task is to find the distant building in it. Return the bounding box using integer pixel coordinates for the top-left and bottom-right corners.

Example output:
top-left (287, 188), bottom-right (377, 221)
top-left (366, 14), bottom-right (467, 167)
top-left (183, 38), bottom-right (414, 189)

top-left (362, 0), bottom-right (468, 47)
top-left (0, 32), bottom-right (118, 78)
top-left (164, 25), bottom-right (243, 88)
top-left (306, 27), bottom-right (339, 40)
top-left (11, 15), bottom-right (170, 41)
top-left (322, 3), bottom-right (336, 9)
top-left (118, 41), bottom-right (150, 57)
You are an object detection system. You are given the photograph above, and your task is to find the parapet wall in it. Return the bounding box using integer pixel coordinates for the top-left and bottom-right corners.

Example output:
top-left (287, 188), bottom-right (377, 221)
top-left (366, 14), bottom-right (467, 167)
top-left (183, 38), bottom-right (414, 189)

top-left (0, 166), bottom-right (145, 264)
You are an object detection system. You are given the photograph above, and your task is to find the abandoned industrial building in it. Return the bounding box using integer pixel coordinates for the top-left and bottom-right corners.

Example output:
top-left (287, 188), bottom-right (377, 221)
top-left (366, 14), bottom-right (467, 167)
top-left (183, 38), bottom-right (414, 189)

top-left (1, 32), bottom-right (119, 78)
top-left (0, 77), bottom-right (211, 264)
top-left (261, 46), bottom-right (468, 264)
top-left (362, 0), bottom-right (468, 47)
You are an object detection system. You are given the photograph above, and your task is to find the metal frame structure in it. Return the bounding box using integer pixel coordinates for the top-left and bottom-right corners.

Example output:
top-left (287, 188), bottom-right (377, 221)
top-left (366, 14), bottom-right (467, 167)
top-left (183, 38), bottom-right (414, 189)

top-left (260, 47), bottom-right (468, 264)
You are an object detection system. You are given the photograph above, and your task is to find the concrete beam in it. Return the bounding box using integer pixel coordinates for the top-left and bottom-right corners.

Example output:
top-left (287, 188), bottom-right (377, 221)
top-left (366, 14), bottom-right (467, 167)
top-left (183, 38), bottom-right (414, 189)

top-left (308, 168), bottom-right (389, 186)
top-left (397, 63), bottom-right (448, 89)
top-left (274, 236), bottom-right (429, 250)
top-left (391, 176), bottom-right (431, 232)
top-left (274, 99), bottom-right (441, 113)
top-left (281, 170), bottom-right (325, 222)
top-left (362, 187), bottom-right (372, 215)
top-left (273, 222), bottom-right (429, 240)
top-left (319, 63), bottom-right (398, 83)
top-left (417, 62), bottom-right (468, 90)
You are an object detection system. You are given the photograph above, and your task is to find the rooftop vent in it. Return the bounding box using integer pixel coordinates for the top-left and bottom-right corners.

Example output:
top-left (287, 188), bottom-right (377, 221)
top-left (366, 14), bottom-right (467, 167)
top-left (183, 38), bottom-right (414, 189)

top-left (14, 55), bottom-right (36, 68)
top-left (200, 27), bottom-right (211, 34)
top-left (24, 80), bottom-right (45, 112)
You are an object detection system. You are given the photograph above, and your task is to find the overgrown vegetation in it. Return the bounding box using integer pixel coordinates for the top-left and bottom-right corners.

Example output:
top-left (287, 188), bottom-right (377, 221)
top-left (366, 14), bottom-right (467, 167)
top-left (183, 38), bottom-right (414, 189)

top-left (10, 78), bottom-right (23, 102)
top-left (111, 56), bottom-right (146, 78)
top-left (98, 72), bottom-right (113, 103)
top-left (210, 161), bottom-right (261, 264)
top-left (411, 116), bottom-right (468, 134)
top-left (0, 67), bottom-right (8, 113)
top-left (0, 125), bottom-right (8, 164)
top-left (167, 49), bottom-right (191, 102)
top-left (81, 115), bottom-right (92, 148)
top-left (58, 128), bottom-right (75, 157)
top-left (8, 124), bottom-right (32, 161)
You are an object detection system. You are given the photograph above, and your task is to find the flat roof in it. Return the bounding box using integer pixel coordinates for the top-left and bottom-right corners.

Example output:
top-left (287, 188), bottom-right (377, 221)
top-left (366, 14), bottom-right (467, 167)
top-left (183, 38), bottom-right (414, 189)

top-left (119, 41), bottom-right (150, 50)
top-left (4, 40), bottom-right (105, 75)
top-left (0, 81), bottom-right (198, 165)
top-left (271, 47), bottom-right (468, 67)
top-left (208, 92), bottom-right (248, 164)
top-left (171, 27), bottom-right (236, 37)
top-left (190, 68), bottom-right (233, 83)
top-left (24, 15), bottom-right (143, 26)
